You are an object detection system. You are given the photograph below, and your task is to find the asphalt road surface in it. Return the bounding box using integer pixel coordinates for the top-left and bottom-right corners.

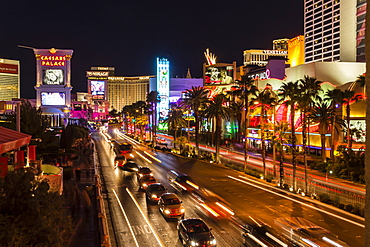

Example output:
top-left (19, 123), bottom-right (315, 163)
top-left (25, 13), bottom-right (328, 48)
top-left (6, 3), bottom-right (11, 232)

top-left (94, 130), bottom-right (364, 247)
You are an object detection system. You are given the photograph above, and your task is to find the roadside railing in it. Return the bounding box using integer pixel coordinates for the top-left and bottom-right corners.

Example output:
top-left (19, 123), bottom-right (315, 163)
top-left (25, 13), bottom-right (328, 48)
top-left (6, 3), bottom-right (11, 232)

top-left (95, 173), bottom-right (111, 247)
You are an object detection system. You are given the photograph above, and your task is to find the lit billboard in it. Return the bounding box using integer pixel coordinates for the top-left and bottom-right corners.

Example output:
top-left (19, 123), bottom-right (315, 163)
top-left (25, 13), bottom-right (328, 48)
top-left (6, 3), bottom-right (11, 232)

top-left (157, 58), bottom-right (170, 119)
top-left (41, 92), bottom-right (66, 105)
top-left (43, 69), bottom-right (64, 85)
top-left (90, 80), bottom-right (106, 100)
top-left (204, 65), bottom-right (234, 85)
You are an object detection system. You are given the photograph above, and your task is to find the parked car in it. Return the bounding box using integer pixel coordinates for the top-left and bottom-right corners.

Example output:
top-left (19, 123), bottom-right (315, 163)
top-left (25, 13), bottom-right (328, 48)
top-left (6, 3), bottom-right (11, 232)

top-left (158, 193), bottom-right (185, 219)
top-left (137, 167), bottom-right (153, 179)
top-left (177, 218), bottom-right (216, 247)
top-left (138, 175), bottom-right (157, 190)
top-left (145, 183), bottom-right (168, 203)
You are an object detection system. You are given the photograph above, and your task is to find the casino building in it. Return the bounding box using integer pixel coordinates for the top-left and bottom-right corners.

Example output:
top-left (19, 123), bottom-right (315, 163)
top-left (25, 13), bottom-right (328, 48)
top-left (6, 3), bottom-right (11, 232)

top-left (0, 58), bottom-right (20, 100)
top-left (33, 48), bottom-right (73, 127)
top-left (85, 67), bottom-right (154, 120)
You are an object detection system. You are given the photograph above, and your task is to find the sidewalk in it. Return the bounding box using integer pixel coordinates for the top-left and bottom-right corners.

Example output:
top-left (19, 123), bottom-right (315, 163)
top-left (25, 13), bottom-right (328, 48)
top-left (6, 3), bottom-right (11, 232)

top-left (65, 142), bottom-right (98, 247)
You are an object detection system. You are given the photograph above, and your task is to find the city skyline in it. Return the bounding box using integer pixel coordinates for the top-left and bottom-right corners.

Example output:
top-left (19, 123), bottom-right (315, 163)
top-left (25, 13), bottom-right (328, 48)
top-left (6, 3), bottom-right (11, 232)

top-left (1, 0), bottom-right (303, 99)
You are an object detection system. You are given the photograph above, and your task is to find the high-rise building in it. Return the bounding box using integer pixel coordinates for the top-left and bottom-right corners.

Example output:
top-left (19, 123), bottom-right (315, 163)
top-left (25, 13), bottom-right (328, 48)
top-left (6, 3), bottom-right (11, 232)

top-left (0, 58), bottom-right (20, 100)
top-left (304, 0), bottom-right (366, 63)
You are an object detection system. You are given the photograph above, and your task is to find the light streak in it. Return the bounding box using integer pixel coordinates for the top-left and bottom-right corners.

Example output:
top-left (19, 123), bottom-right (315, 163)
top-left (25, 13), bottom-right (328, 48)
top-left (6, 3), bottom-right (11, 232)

top-left (112, 189), bottom-right (140, 247)
top-left (322, 237), bottom-right (343, 247)
top-left (186, 180), bottom-right (199, 190)
top-left (144, 151), bottom-right (162, 163)
top-left (215, 202), bottom-right (234, 215)
top-left (136, 152), bottom-right (152, 163)
top-left (200, 203), bottom-right (220, 217)
top-left (228, 175), bottom-right (364, 228)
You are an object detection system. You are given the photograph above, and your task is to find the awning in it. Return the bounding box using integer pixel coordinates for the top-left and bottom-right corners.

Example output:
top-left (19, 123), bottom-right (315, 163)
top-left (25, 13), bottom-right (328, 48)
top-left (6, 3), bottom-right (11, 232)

top-left (0, 127), bottom-right (31, 155)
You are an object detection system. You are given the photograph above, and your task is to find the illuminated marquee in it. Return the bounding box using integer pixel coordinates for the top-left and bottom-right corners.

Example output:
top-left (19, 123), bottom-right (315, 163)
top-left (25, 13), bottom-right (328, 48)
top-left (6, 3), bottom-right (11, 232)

top-left (157, 58), bottom-right (170, 119)
top-left (263, 50), bottom-right (288, 55)
top-left (40, 56), bottom-right (66, 67)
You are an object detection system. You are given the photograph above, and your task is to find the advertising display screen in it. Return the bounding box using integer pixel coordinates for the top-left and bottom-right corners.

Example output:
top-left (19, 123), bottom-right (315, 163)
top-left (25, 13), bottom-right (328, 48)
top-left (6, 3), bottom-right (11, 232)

top-left (43, 69), bottom-right (64, 85)
top-left (90, 80), bottom-right (105, 100)
top-left (204, 66), bottom-right (233, 85)
top-left (41, 92), bottom-right (66, 105)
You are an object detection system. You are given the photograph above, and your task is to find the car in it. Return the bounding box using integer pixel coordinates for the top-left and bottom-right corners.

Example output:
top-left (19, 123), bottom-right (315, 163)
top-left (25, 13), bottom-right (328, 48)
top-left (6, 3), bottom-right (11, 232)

top-left (156, 137), bottom-right (167, 144)
top-left (138, 175), bottom-right (157, 190)
top-left (145, 183), bottom-right (168, 203)
top-left (158, 193), bottom-right (185, 220)
top-left (167, 170), bottom-right (198, 192)
top-left (114, 155), bottom-right (127, 168)
top-left (137, 167), bottom-right (153, 179)
top-left (122, 161), bottom-right (139, 172)
top-left (241, 221), bottom-right (292, 247)
top-left (177, 218), bottom-right (216, 247)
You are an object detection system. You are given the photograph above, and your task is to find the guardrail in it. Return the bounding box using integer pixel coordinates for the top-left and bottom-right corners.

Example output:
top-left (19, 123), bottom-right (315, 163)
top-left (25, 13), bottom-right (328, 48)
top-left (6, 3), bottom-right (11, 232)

top-left (95, 173), bottom-right (111, 247)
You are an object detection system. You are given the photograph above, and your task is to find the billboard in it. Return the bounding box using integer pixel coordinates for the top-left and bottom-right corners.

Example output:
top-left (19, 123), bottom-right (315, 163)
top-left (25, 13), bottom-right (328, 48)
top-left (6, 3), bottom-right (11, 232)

top-left (41, 92), bottom-right (66, 105)
top-left (204, 65), bottom-right (233, 85)
top-left (43, 69), bottom-right (64, 85)
top-left (0, 63), bottom-right (18, 74)
top-left (90, 80), bottom-right (105, 100)
top-left (157, 58), bottom-right (170, 119)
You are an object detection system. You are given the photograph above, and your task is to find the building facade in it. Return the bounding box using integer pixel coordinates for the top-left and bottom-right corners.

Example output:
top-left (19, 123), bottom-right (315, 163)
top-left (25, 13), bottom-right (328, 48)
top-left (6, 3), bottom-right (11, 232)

top-left (304, 0), bottom-right (365, 63)
top-left (0, 58), bottom-right (20, 100)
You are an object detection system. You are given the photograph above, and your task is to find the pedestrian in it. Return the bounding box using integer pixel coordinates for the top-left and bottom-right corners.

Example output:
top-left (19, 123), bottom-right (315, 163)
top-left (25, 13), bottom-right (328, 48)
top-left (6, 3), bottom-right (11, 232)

top-left (75, 167), bottom-right (81, 182)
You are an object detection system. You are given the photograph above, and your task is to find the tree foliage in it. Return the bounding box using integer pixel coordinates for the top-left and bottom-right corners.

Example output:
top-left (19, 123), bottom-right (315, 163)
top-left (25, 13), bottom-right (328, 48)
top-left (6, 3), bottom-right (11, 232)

top-left (0, 168), bottom-right (72, 246)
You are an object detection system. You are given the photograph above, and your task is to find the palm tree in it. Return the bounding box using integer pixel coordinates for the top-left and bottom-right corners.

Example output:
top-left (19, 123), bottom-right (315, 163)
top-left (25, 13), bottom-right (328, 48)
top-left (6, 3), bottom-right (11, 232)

top-left (278, 81), bottom-right (301, 191)
top-left (252, 85), bottom-right (278, 180)
top-left (272, 121), bottom-right (289, 187)
top-left (325, 88), bottom-right (344, 161)
top-left (309, 101), bottom-right (335, 162)
top-left (234, 76), bottom-right (258, 169)
top-left (342, 89), bottom-right (362, 149)
top-left (204, 94), bottom-right (230, 163)
top-left (229, 101), bottom-right (244, 141)
top-left (298, 76), bottom-right (322, 193)
top-left (164, 108), bottom-right (187, 149)
top-left (183, 86), bottom-right (209, 155)
top-left (146, 91), bottom-right (160, 144)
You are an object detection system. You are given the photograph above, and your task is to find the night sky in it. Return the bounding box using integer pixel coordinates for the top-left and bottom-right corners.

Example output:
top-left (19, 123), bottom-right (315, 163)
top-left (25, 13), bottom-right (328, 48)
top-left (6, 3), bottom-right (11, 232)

top-left (1, 0), bottom-right (303, 99)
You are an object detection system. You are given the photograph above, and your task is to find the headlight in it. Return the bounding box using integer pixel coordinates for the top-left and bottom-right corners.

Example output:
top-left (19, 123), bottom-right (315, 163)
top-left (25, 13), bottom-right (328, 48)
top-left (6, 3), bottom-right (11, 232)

top-left (139, 174), bottom-right (144, 177)
top-left (164, 209), bottom-right (171, 214)
top-left (210, 239), bottom-right (217, 245)
top-left (143, 183), bottom-right (147, 187)
top-left (151, 194), bottom-right (157, 198)
top-left (129, 154), bottom-right (134, 158)
top-left (180, 208), bottom-right (185, 213)
top-left (190, 241), bottom-right (198, 246)
top-left (149, 173), bottom-right (153, 176)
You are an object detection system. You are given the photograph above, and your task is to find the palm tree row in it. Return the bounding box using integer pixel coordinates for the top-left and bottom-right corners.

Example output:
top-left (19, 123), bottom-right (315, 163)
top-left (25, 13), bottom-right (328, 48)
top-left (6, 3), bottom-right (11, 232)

top-left (123, 76), bottom-right (363, 193)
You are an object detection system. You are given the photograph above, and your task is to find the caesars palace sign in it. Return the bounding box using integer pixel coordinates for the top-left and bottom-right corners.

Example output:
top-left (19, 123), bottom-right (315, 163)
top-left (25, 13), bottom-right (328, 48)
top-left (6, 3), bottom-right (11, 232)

top-left (38, 55), bottom-right (68, 67)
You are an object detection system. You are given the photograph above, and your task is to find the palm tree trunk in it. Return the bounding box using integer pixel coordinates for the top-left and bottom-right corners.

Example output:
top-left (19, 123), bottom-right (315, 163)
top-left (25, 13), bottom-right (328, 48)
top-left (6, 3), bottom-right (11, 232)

top-left (244, 105), bottom-right (250, 171)
top-left (195, 110), bottom-right (199, 155)
top-left (321, 134), bottom-right (326, 162)
top-left (279, 140), bottom-right (284, 186)
top-left (347, 105), bottom-right (352, 149)
top-left (261, 105), bottom-right (266, 179)
top-left (215, 116), bottom-right (221, 163)
top-left (291, 104), bottom-right (297, 191)
top-left (302, 111), bottom-right (308, 194)
top-left (330, 103), bottom-right (336, 161)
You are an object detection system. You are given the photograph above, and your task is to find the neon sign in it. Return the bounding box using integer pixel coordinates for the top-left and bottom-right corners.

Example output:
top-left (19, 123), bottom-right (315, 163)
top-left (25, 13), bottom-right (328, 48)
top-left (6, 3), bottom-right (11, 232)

top-left (40, 56), bottom-right (66, 67)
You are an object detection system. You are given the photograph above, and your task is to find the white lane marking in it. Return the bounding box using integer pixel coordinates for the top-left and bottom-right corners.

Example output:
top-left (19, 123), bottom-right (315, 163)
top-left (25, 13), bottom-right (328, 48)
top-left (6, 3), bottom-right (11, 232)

top-left (112, 189), bottom-right (140, 247)
top-left (228, 175), bottom-right (365, 228)
top-left (126, 188), bottom-right (165, 247)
